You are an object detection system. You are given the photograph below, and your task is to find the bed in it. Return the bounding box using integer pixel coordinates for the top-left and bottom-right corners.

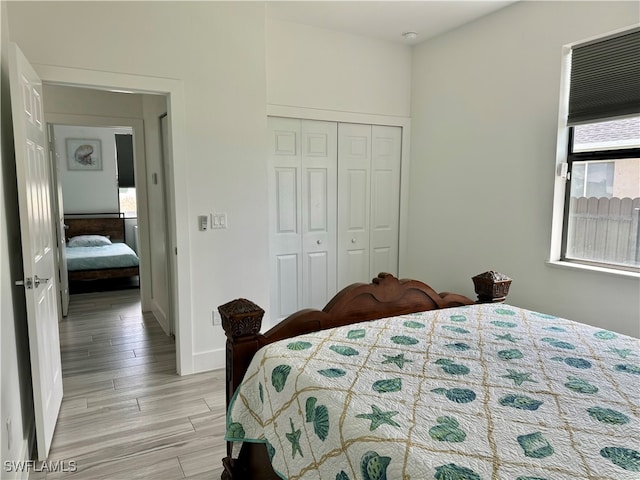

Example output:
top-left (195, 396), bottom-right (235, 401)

top-left (64, 214), bottom-right (139, 282)
top-left (220, 272), bottom-right (640, 480)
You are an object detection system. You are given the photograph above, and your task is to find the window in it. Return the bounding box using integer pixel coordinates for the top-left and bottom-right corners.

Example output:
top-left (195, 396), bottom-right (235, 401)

top-left (119, 187), bottom-right (137, 218)
top-left (115, 133), bottom-right (136, 218)
top-left (555, 27), bottom-right (640, 273)
top-left (563, 118), bottom-right (640, 270)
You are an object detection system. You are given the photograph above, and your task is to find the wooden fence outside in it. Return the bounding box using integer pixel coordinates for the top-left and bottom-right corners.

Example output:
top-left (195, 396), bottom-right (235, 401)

top-left (567, 196), bottom-right (640, 267)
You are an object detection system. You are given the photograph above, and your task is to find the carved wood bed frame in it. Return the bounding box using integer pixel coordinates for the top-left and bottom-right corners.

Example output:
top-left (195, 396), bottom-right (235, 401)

top-left (64, 214), bottom-right (140, 281)
top-left (219, 271), bottom-right (512, 479)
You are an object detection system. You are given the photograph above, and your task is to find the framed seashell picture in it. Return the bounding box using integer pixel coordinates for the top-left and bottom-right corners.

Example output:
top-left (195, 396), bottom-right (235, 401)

top-left (66, 138), bottom-right (102, 171)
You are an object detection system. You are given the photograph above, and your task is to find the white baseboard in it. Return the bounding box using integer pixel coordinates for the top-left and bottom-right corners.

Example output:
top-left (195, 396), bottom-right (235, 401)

top-left (3, 421), bottom-right (34, 480)
top-left (150, 300), bottom-right (169, 335)
top-left (192, 348), bottom-right (225, 373)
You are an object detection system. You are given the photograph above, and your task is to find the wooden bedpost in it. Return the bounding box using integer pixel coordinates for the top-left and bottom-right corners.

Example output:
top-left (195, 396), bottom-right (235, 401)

top-left (218, 298), bottom-right (265, 478)
top-left (472, 270), bottom-right (512, 303)
top-left (219, 298), bottom-right (265, 412)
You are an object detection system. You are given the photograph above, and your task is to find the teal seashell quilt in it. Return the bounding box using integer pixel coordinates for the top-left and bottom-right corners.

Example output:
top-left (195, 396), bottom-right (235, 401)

top-left (226, 304), bottom-right (639, 479)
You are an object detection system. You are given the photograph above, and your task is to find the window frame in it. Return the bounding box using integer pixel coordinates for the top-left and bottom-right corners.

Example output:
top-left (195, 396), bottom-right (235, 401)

top-left (560, 126), bottom-right (640, 272)
top-left (550, 25), bottom-right (640, 277)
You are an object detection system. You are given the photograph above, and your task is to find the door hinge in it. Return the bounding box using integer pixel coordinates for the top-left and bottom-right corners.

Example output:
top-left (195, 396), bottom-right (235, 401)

top-left (15, 277), bottom-right (33, 289)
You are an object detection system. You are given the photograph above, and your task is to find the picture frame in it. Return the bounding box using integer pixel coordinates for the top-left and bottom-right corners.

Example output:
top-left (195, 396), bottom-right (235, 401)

top-left (66, 138), bottom-right (102, 171)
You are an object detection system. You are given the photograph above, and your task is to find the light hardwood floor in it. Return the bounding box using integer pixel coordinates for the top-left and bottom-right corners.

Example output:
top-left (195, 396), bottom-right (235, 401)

top-left (31, 288), bottom-right (225, 479)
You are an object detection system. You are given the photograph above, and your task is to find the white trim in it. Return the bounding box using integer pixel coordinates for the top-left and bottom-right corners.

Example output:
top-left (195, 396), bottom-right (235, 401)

top-left (569, 23), bottom-right (639, 49)
top-left (192, 348), bottom-right (225, 373)
top-left (151, 299), bottom-right (170, 336)
top-left (267, 104), bottom-right (410, 126)
top-left (6, 418), bottom-right (34, 480)
top-left (266, 104), bottom-right (412, 277)
top-left (546, 260), bottom-right (640, 280)
top-left (549, 45), bottom-right (572, 263)
top-left (33, 64), bottom-right (193, 374)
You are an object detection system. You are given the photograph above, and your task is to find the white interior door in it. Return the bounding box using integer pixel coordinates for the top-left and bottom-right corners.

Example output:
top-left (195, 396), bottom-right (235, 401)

top-left (338, 123), bottom-right (372, 288)
top-left (9, 43), bottom-right (63, 460)
top-left (47, 125), bottom-right (69, 317)
top-left (370, 125), bottom-right (401, 277)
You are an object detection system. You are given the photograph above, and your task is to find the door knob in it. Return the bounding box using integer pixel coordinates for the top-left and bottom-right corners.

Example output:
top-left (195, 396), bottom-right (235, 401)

top-left (316, 240), bottom-right (322, 245)
top-left (351, 238), bottom-right (357, 243)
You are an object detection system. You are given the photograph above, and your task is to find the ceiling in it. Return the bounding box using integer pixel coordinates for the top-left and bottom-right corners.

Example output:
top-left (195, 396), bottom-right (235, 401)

top-left (266, 1), bottom-right (518, 45)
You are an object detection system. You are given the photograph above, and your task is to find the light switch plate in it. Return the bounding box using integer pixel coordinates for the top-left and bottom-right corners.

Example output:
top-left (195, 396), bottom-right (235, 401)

top-left (211, 213), bottom-right (227, 229)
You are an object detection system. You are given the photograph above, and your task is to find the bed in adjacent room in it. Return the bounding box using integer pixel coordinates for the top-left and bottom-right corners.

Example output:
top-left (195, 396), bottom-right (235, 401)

top-left (64, 214), bottom-right (139, 282)
top-left (220, 272), bottom-right (640, 480)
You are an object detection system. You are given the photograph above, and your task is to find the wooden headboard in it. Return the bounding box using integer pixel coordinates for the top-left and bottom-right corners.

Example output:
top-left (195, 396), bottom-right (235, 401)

top-left (64, 214), bottom-right (126, 243)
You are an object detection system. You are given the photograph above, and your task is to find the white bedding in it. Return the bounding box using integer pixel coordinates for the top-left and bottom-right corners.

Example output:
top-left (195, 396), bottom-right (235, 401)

top-left (65, 243), bottom-right (139, 271)
top-left (227, 303), bottom-right (640, 480)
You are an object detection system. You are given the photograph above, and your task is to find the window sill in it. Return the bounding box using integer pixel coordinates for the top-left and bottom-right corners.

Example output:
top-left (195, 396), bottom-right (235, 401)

top-left (546, 260), bottom-right (640, 279)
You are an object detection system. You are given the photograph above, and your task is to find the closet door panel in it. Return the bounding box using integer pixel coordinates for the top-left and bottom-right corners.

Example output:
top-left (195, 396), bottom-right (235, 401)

top-left (370, 125), bottom-right (401, 277)
top-left (306, 252), bottom-right (330, 309)
top-left (275, 168), bottom-right (298, 234)
top-left (306, 169), bottom-right (328, 232)
top-left (347, 170), bottom-right (368, 230)
top-left (275, 254), bottom-right (299, 318)
top-left (301, 120), bottom-right (337, 309)
top-left (338, 123), bottom-right (371, 288)
top-left (371, 247), bottom-right (393, 277)
top-left (344, 249), bottom-right (369, 286)
top-left (268, 117), bottom-right (303, 320)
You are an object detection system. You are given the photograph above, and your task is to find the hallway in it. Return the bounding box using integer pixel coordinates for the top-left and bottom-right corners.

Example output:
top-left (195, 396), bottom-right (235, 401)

top-left (31, 289), bottom-right (225, 479)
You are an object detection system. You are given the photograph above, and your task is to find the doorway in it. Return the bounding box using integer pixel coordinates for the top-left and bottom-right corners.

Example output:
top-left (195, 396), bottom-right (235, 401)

top-left (33, 63), bottom-right (192, 374)
top-left (45, 85), bottom-right (174, 334)
top-left (35, 73), bottom-right (190, 375)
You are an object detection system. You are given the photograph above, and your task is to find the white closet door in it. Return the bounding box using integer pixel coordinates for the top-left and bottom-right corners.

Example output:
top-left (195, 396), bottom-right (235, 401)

top-left (337, 123), bottom-right (372, 289)
top-left (301, 121), bottom-right (337, 309)
top-left (268, 117), bottom-right (302, 320)
top-left (268, 117), bottom-right (337, 320)
top-left (370, 125), bottom-right (401, 278)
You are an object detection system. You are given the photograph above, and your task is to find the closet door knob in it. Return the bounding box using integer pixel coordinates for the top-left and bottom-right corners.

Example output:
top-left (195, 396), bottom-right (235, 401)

top-left (316, 240), bottom-right (322, 245)
top-left (351, 238), bottom-right (357, 243)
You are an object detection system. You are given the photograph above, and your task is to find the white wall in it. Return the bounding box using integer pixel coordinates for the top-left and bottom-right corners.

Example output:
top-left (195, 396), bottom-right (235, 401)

top-left (7, 2), bottom-right (418, 373)
top-left (13, 2), bottom-right (632, 380)
top-left (8, 1), bottom-right (270, 373)
top-left (52, 124), bottom-right (125, 214)
top-left (408, 1), bottom-right (640, 337)
top-left (43, 84), bottom-right (144, 119)
top-left (1, 2), bottom-right (33, 476)
top-left (267, 18), bottom-right (412, 117)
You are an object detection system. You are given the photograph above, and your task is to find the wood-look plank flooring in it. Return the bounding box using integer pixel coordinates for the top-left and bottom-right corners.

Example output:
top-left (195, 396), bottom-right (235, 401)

top-left (31, 289), bottom-right (225, 480)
